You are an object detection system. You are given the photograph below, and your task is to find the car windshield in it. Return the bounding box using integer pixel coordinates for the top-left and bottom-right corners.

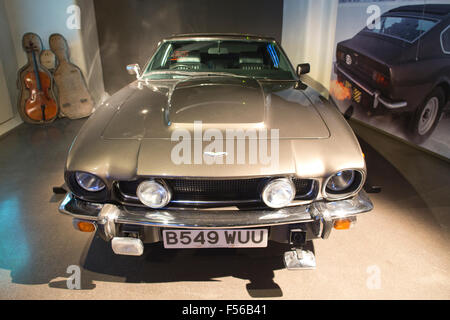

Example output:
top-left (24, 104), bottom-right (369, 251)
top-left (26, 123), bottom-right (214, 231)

top-left (143, 39), bottom-right (296, 80)
top-left (363, 16), bottom-right (438, 43)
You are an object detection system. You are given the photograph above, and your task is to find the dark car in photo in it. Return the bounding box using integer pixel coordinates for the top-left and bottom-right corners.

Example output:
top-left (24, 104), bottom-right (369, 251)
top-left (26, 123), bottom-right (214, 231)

top-left (335, 4), bottom-right (450, 143)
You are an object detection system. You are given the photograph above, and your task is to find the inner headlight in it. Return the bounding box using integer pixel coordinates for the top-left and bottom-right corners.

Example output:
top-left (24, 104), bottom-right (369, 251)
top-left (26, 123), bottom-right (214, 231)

top-left (75, 172), bottom-right (106, 192)
top-left (137, 180), bottom-right (171, 209)
top-left (262, 178), bottom-right (296, 209)
top-left (326, 170), bottom-right (356, 192)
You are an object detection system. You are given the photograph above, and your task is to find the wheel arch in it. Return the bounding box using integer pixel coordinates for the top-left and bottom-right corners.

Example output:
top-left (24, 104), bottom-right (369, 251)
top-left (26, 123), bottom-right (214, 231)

top-left (434, 81), bottom-right (450, 105)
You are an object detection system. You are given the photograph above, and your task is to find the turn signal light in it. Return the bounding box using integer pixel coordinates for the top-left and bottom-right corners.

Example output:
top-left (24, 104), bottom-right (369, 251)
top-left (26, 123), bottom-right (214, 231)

top-left (334, 218), bottom-right (353, 230)
top-left (77, 221), bottom-right (96, 232)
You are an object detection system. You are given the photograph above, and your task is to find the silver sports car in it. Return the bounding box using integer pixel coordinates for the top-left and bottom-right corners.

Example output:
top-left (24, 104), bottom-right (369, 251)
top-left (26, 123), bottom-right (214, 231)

top-left (59, 34), bottom-right (373, 269)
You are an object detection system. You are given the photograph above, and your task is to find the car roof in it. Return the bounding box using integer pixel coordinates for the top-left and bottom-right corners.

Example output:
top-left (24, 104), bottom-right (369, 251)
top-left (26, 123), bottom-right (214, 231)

top-left (386, 4), bottom-right (450, 19)
top-left (164, 33), bottom-right (276, 42)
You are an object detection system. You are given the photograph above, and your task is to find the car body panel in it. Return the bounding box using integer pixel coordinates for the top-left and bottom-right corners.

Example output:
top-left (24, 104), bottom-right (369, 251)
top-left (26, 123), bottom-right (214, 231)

top-left (66, 78), bottom-right (364, 184)
top-left (101, 77), bottom-right (330, 140)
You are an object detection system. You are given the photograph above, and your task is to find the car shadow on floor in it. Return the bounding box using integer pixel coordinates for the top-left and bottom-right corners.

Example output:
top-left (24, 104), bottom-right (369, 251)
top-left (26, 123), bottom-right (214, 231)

top-left (72, 237), bottom-right (312, 298)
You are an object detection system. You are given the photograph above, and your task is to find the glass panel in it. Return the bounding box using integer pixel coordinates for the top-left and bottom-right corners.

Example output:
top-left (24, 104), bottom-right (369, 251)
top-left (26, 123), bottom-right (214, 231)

top-left (442, 27), bottom-right (450, 53)
top-left (364, 16), bottom-right (438, 43)
top-left (144, 40), bottom-right (295, 80)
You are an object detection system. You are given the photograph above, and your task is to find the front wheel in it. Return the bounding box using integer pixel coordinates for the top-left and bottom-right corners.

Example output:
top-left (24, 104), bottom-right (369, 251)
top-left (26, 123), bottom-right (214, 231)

top-left (409, 88), bottom-right (444, 144)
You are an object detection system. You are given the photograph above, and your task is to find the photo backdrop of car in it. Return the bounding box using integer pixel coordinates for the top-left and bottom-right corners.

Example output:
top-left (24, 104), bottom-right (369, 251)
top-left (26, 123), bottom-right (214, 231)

top-left (331, 1), bottom-right (450, 159)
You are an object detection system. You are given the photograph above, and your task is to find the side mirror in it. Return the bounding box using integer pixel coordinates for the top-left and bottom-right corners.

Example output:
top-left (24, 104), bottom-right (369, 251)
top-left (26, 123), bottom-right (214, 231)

top-left (297, 63), bottom-right (310, 76)
top-left (126, 64), bottom-right (141, 78)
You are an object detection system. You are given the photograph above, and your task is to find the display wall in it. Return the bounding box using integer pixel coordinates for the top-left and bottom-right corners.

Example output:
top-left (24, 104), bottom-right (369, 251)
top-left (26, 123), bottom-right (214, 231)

top-left (93, 0), bottom-right (284, 94)
top-left (282, 0), bottom-right (338, 90)
top-left (330, 0), bottom-right (450, 159)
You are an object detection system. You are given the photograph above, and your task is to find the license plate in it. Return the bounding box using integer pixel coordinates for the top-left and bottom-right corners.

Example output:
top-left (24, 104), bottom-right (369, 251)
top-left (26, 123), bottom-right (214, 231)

top-left (163, 229), bottom-right (268, 249)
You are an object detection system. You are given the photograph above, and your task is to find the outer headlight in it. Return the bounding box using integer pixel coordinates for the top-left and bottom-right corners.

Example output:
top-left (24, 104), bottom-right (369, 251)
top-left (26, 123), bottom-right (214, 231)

top-left (326, 170), bottom-right (355, 192)
top-left (137, 180), bottom-right (171, 209)
top-left (75, 172), bottom-right (106, 192)
top-left (262, 178), bottom-right (296, 209)
top-left (324, 170), bottom-right (365, 200)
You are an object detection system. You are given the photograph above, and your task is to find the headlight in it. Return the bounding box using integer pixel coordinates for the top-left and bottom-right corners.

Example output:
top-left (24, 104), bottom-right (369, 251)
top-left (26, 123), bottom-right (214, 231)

top-left (324, 170), bottom-right (366, 200)
top-left (262, 178), bottom-right (296, 209)
top-left (326, 170), bottom-right (355, 192)
top-left (137, 180), bottom-right (171, 208)
top-left (75, 172), bottom-right (106, 192)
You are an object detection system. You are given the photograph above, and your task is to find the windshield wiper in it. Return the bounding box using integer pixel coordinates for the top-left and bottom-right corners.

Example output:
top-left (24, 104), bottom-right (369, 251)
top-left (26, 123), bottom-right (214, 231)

top-left (142, 70), bottom-right (198, 78)
top-left (143, 70), bottom-right (251, 79)
top-left (143, 70), bottom-right (297, 81)
top-left (198, 72), bottom-right (249, 78)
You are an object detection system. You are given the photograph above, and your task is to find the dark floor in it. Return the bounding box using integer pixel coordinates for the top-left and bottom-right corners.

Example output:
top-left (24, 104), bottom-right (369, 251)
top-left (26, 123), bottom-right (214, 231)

top-left (0, 118), bottom-right (449, 299)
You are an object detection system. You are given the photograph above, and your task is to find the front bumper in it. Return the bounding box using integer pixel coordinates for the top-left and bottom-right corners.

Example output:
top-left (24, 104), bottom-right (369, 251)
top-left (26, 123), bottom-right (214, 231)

top-left (334, 63), bottom-right (407, 110)
top-left (59, 191), bottom-right (373, 239)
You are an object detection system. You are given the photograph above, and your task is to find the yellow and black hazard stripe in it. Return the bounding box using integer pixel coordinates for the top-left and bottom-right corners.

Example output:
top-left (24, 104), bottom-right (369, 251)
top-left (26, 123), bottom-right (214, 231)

top-left (352, 87), bottom-right (362, 103)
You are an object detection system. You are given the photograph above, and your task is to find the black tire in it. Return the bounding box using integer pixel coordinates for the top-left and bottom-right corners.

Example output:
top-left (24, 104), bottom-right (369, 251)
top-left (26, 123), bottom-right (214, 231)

top-left (409, 87), bottom-right (445, 144)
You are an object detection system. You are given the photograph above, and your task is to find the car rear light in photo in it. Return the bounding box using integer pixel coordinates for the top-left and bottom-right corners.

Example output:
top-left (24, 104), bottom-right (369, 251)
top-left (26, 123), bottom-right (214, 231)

top-left (372, 71), bottom-right (389, 87)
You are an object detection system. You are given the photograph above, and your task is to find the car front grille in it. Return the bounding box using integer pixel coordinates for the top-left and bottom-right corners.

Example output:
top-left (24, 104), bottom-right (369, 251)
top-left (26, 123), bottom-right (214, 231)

top-left (116, 177), bottom-right (317, 208)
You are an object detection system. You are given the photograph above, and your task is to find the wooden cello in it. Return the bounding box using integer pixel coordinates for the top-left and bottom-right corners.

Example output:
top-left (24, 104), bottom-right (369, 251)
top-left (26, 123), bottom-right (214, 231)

top-left (18, 33), bottom-right (58, 123)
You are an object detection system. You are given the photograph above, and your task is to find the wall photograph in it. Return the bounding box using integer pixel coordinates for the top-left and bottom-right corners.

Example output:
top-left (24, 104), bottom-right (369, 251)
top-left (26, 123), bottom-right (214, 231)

top-left (330, 0), bottom-right (450, 159)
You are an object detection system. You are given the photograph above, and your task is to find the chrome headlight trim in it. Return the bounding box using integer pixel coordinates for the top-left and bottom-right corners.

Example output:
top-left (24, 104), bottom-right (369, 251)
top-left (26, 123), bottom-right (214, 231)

top-left (326, 170), bottom-right (355, 192)
top-left (323, 169), bottom-right (366, 201)
top-left (137, 179), bottom-right (172, 209)
top-left (75, 172), bottom-right (106, 192)
top-left (261, 178), bottom-right (296, 209)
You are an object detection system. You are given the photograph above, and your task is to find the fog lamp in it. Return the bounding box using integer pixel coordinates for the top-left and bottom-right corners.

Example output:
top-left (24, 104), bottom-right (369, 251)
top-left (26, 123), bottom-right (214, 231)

top-left (326, 170), bottom-right (355, 192)
top-left (262, 178), bottom-right (296, 209)
top-left (137, 180), bottom-right (171, 208)
top-left (75, 172), bottom-right (105, 192)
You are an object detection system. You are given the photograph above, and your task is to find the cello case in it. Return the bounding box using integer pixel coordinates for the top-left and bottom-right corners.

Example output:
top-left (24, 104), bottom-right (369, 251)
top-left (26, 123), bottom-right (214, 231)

top-left (49, 33), bottom-right (94, 119)
top-left (40, 50), bottom-right (56, 73)
top-left (17, 32), bottom-right (58, 124)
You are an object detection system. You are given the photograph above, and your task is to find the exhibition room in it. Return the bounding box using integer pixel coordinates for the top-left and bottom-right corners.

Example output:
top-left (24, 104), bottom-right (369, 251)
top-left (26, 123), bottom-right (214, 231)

top-left (0, 0), bottom-right (448, 301)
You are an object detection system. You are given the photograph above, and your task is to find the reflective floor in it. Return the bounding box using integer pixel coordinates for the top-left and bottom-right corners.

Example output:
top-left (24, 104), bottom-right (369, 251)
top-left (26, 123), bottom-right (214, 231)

top-left (0, 118), bottom-right (449, 299)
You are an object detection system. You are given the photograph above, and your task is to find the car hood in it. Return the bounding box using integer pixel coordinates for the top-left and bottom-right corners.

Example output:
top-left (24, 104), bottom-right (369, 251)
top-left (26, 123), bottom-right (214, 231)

top-left (67, 76), bottom-right (364, 180)
top-left (102, 76), bottom-right (330, 140)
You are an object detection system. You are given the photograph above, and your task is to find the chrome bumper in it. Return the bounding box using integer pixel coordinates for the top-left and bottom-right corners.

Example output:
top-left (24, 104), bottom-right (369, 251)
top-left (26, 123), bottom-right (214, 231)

top-left (59, 191), bottom-right (373, 237)
top-left (334, 63), bottom-right (407, 109)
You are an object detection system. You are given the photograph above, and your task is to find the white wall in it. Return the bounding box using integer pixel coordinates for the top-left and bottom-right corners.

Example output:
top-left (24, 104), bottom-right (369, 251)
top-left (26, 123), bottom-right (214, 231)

top-left (0, 0), bottom-right (20, 135)
top-left (76, 0), bottom-right (106, 104)
top-left (0, 59), bottom-right (13, 124)
top-left (282, 0), bottom-right (339, 90)
top-left (4, 0), bottom-right (87, 78)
